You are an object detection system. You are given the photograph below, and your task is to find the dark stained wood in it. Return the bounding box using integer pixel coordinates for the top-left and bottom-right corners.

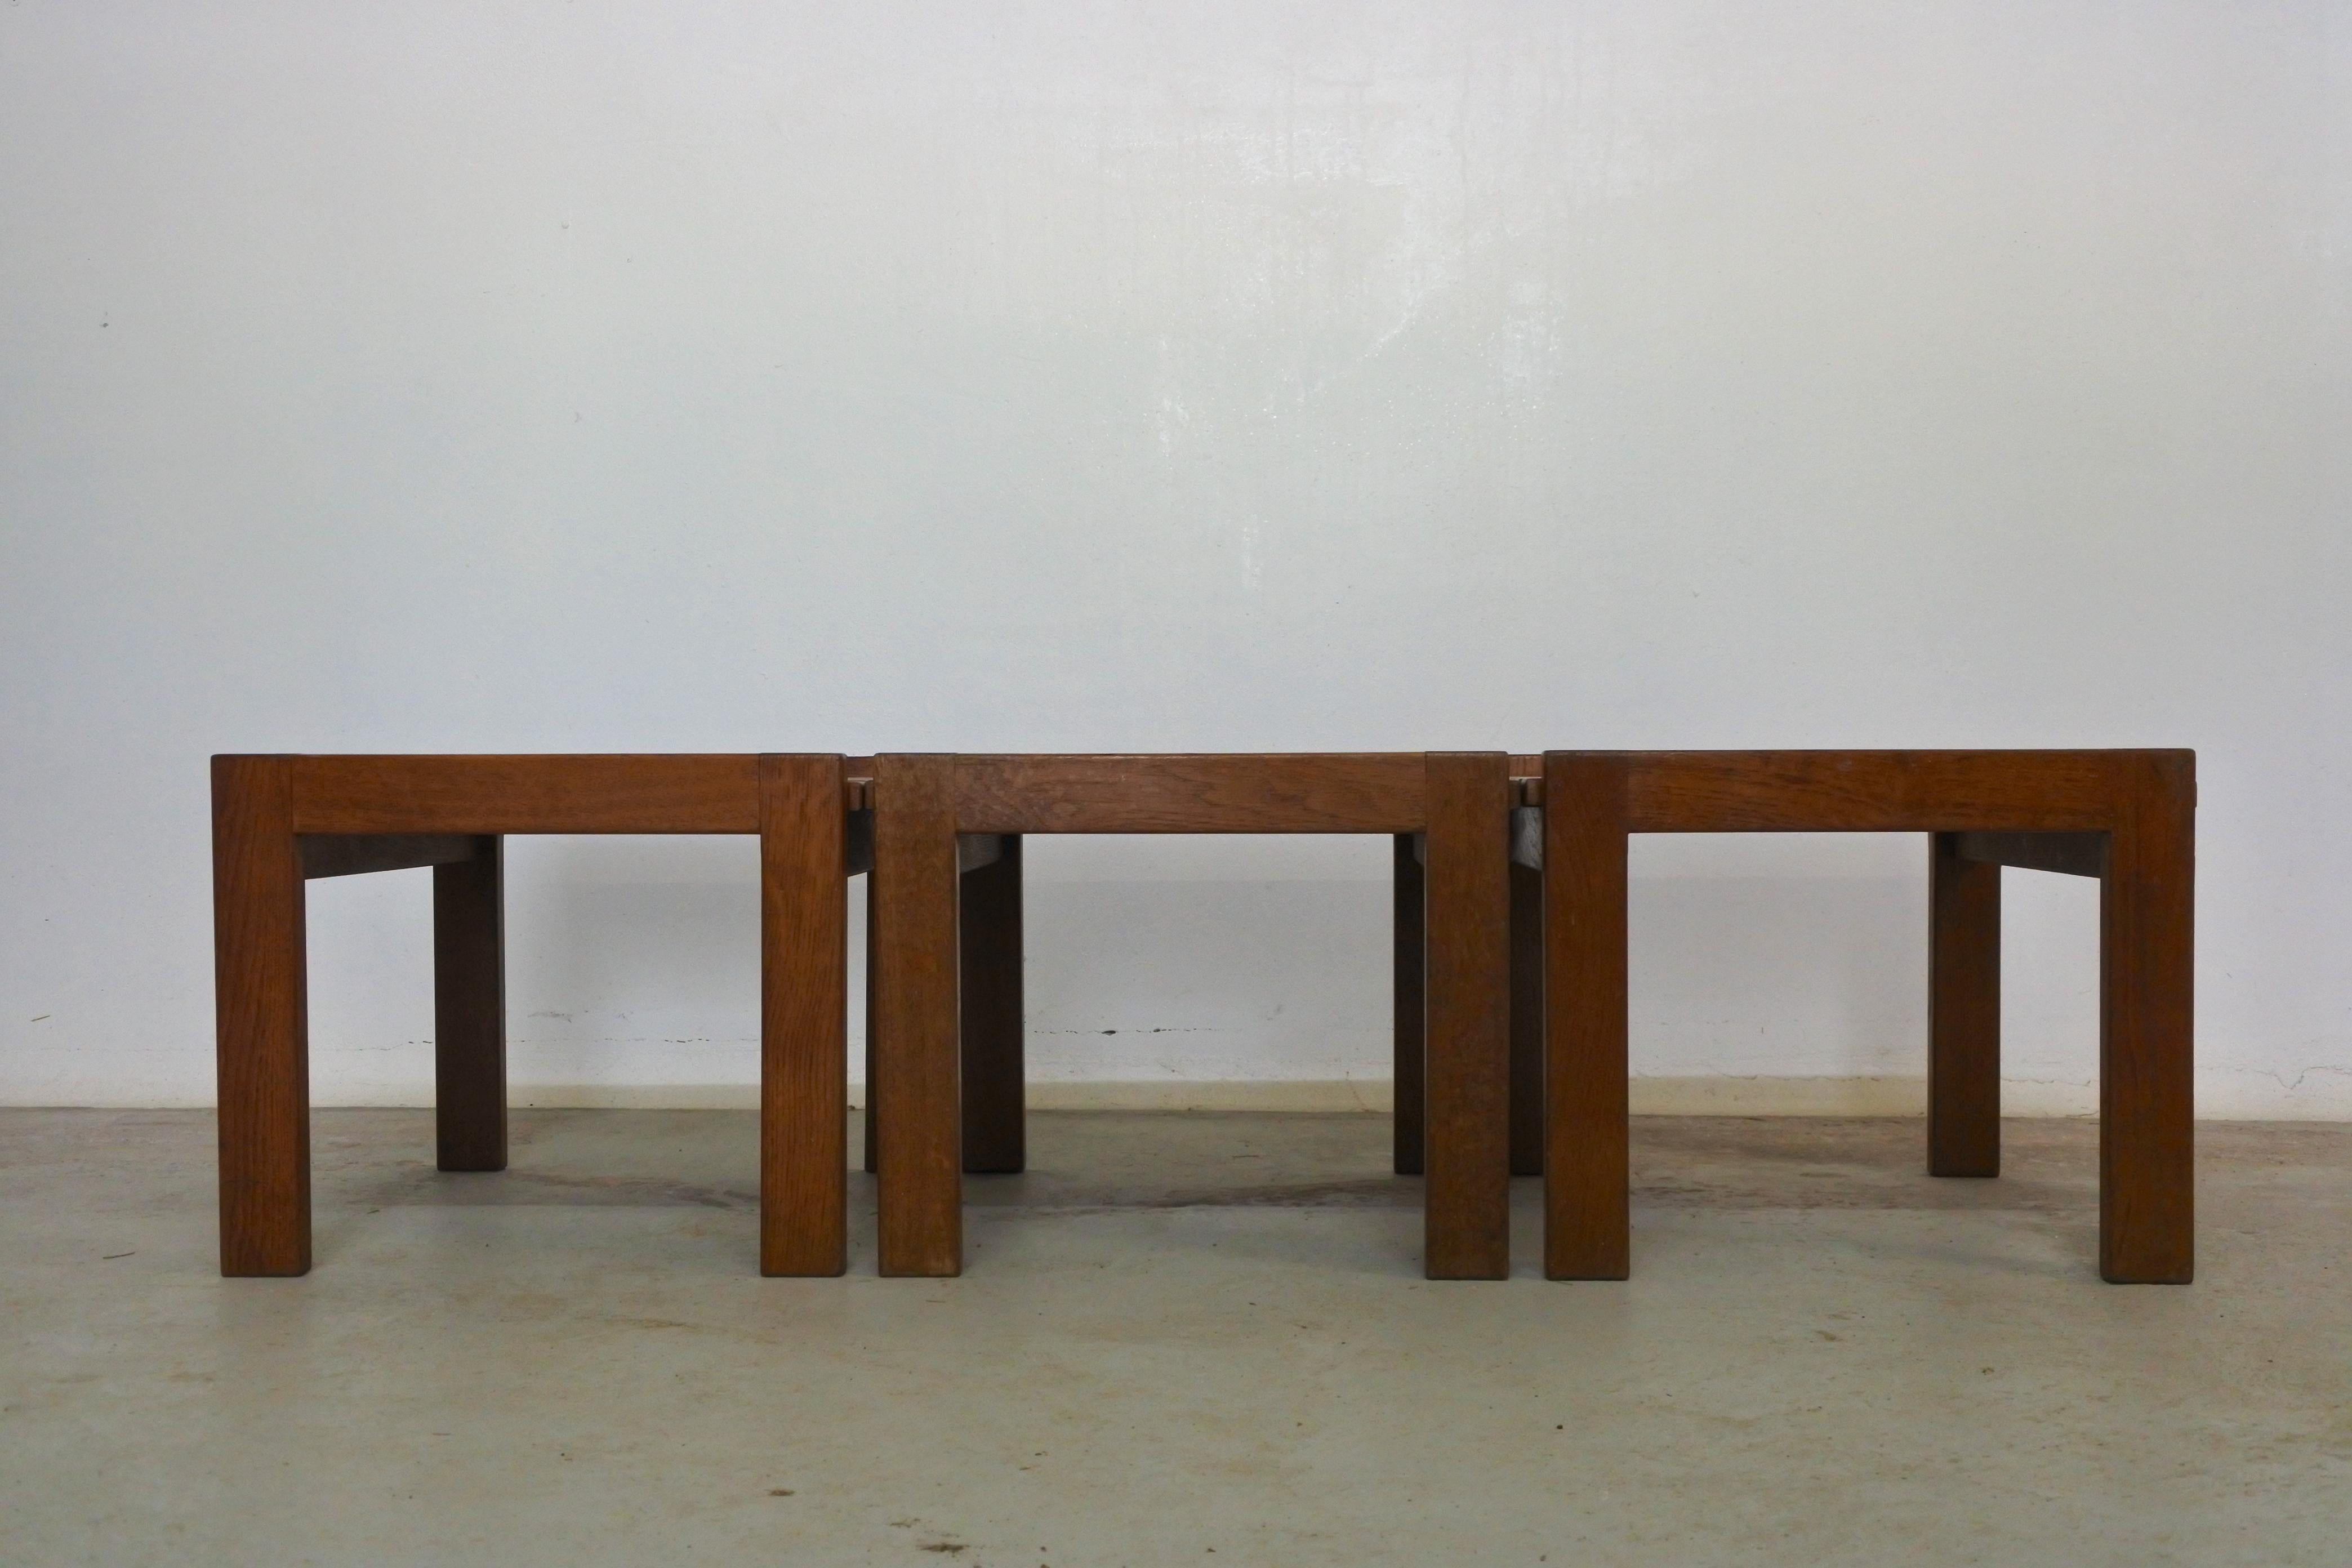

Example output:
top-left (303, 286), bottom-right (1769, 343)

top-left (1539, 746), bottom-right (2195, 1284)
top-left (899, 752), bottom-right (1509, 1273)
top-left (959, 835), bottom-right (1026, 1174)
top-left (1391, 834), bottom-right (1426, 1177)
top-left (1422, 753), bottom-right (1511, 1280)
top-left (212, 755), bottom-right (311, 1277)
top-left (863, 868), bottom-right (880, 1177)
top-left (1953, 831), bottom-right (2107, 879)
top-left (2101, 751), bottom-right (2195, 1282)
top-left (874, 754), bottom-right (964, 1277)
top-left (433, 837), bottom-right (506, 1173)
top-left (759, 755), bottom-right (849, 1277)
top-left (291, 754), bottom-right (760, 835)
top-left (1620, 751), bottom-right (2121, 833)
top-left (1927, 834), bottom-right (2000, 1178)
top-left (1543, 752), bottom-right (1631, 1280)
top-left (300, 834), bottom-right (480, 880)
top-left (220, 750), bottom-right (870, 1279)
top-left (952, 754), bottom-right (1427, 834)
top-left (1509, 856), bottom-right (1544, 1177)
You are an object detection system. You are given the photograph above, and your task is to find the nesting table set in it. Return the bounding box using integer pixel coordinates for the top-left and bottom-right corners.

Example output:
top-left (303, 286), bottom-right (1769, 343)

top-left (212, 749), bottom-right (2194, 1285)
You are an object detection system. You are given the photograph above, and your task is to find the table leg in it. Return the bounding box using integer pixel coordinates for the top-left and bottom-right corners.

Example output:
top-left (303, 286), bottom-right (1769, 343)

top-left (874, 755), bottom-right (963, 1277)
top-left (213, 755), bottom-right (311, 1277)
top-left (433, 838), bottom-right (506, 1173)
top-left (1543, 752), bottom-right (1631, 1280)
top-left (863, 880), bottom-right (880, 1175)
top-left (960, 836), bottom-right (1025, 1174)
top-left (1509, 856), bottom-right (1544, 1177)
top-left (1423, 753), bottom-right (1511, 1280)
top-left (1928, 833), bottom-right (2001, 1177)
top-left (760, 755), bottom-right (849, 1277)
top-left (2100, 753), bottom-right (2195, 1283)
top-left (1392, 833), bottom-right (1425, 1176)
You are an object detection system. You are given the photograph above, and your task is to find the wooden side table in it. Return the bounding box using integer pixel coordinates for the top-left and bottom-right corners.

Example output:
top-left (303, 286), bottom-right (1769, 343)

top-left (865, 754), bottom-right (1514, 1280)
top-left (1529, 750), bottom-right (2195, 1284)
top-left (210, 753), bottom-right (868, 1278)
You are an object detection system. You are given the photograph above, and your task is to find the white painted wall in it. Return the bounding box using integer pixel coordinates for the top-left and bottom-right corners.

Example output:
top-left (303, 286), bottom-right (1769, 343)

top-left (5, 2), bottom-right (2348, 1115)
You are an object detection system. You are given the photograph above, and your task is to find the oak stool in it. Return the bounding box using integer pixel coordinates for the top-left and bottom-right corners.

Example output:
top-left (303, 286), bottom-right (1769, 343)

top-left (1528, 750), bottom-right (2195, 1284)
top-left (211, 753), bottom-right (868, 1278)
top-left (865, 753), bottom-right (1514, 1280)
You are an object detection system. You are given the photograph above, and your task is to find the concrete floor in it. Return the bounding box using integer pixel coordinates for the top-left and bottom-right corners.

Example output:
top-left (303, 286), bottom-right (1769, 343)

top-left (3, 1110), bottom-right (2348, 1566)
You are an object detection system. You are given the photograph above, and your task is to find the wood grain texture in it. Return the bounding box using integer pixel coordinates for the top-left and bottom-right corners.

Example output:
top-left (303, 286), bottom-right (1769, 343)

top-left (300, 834), bottom-right (480, 879)
top-left (863, 864), bottom-right (880, 1177)
top-left (291, 755), bottom-right (760, 834)
top-left (1952, 831), bottom-right (2107, 878)
top-left (760, 755), bottom-right (849, 1277)
top-left (2100, 751), bottom-right (2195, 1283)
top-left (212, 755), bottom-right (312, 1277)
top-left (960, 835), bottom-right (1026, 1174)
top-left (952, 754), bottom-right (1427, 834)
top-left (1617, 751), bottom-right (2125, 832)
top-left (874, 755), bottom-right (964, 1277)
top-left (1392, 834), bottom-right (1426, 1177)
top-left (1539, 746), bottom-right (2194, 1285)
top-left (1927, 834), bottom-right (2000, 1179)
top-left (1543, 752), bottom-right (1631, 1280)
top-left (1422, 753), bottom-right (1511, 1279)
top-left (433, 837), bottom-right (506, 1173)
top-left (1509, 857), bottom-right (1544, 1178)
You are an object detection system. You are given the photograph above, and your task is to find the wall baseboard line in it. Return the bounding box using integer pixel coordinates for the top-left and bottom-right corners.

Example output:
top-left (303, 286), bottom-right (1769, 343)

top-left (498, 1076), bottom-right (2043, 1117)
top-left (14, 1075), bottom-right (2346, 1120)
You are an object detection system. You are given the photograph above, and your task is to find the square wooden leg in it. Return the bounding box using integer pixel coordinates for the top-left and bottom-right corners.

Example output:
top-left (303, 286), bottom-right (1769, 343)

top-left (863, 877), bottom-right (880, 1175)
top-left (874, 754), bottom-right (963, 1277)
top-left (1509, 855), bottom-right (1544, 1177)
top-left (213, 755), bottom-right (311, 1277)
top-left (1543, 752), bottom-right (1631, 1280)
top-left (434, 837), bottom-right (507, 1173)
top-left (1392, 832), bottom-right (1425, 1177)
top-left (760, 755), bottom-right (849, 1277)
top-left (1928, 832), bottom-right (2001, 1178)
top-left (1422, 753), bottom-right (1511, 1280)
top-left (960, 835), bottom-right (1025, 1174)
top-left (2100, 753), bottom-right (2195, 1283)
